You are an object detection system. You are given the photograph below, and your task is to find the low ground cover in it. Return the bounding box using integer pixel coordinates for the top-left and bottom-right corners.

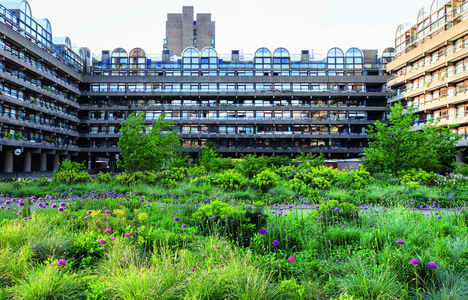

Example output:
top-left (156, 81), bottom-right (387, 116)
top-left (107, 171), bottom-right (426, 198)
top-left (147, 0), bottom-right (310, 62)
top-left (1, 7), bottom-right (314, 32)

top-left (1, 158), bottom-right (468, 299)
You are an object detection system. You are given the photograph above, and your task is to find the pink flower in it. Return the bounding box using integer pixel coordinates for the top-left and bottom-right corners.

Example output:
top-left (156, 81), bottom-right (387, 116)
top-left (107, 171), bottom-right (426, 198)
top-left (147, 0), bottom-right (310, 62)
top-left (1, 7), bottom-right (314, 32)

top-left (105, 210), bottom-right (111, 214)
top-left (57, 259), bottom-right (66, 266)
top-left (288, 256), bottom-right (295, 263)
top-left (99, 239), bottom-right (107, 244)
top-left (124, 233), bottom-right (131, 238)
top-left (104, 228), bottom-right (112, 234)
top-left (111, 237), bottom-right (116, 240)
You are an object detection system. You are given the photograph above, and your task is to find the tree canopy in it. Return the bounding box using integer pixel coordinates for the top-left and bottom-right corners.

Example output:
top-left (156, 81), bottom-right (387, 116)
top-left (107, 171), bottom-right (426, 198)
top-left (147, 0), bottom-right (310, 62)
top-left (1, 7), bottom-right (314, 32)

top-left (117, 112), bottom-right (184, 172)
top-left (363, 103), bottom-right (461, 175)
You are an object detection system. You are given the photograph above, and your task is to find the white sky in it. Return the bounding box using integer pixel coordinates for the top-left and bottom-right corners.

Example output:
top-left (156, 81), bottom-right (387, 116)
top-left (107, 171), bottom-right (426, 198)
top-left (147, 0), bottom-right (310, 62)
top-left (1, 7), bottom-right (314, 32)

top-left (24, 0), bottom-right (432, 58)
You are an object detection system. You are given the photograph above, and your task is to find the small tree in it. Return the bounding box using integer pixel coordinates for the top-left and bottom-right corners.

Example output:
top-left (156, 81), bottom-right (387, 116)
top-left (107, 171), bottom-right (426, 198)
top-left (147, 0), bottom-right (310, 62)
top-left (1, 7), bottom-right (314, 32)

top-left (363, 103), bottom-right (461, 175)
top-left (117, 112), bottom-right (182, 172)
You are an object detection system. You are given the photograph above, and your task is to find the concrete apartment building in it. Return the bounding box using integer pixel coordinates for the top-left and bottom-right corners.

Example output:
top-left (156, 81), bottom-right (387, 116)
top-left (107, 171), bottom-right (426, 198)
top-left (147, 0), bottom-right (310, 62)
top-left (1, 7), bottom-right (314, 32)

top-left (387, 0), bottom-right (468, 159)
top-left (0, 1), bottom-right (393, 175)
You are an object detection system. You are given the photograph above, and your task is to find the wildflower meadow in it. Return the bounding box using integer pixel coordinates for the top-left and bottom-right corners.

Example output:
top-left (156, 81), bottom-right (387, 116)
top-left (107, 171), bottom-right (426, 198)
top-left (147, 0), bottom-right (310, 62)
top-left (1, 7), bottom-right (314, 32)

top-left (1, 155), bottom-right (468, 299)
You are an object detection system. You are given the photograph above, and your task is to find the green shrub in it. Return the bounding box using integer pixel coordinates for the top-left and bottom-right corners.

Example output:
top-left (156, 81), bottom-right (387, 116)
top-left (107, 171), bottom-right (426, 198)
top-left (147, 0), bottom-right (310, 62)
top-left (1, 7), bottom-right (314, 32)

top-left (308, 199), bottom-right (359, 222)
top-left (163, 167), bottom-right (187, 188)
top-left (192, 200), bottom-right (246, 223)
top-left (254, 169), bottom-right (278, 191)
top-left (266, 155), bottom-right (291, 167)
top-left (96, 171), bottom-right (113, 184)
top-left (114, 172), bottom-right (140, 186)
top-left (288, 165), bottom-right (340, 191)
top-left (398, 168), bottom-right (436, 187)
top-left (52, 169), bottom-right (91, 184)
top-left (336, 166), bottom-right (374, 189)
top-left (212, 169), bottom-right (246, 190)
top-left (236, 154), bottom-right (268, 178)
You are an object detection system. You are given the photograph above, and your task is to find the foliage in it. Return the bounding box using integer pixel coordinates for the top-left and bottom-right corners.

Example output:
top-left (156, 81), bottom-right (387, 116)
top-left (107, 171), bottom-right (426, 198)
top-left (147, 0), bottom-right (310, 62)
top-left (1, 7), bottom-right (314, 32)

top-left (96, 171), bottom-right (113, 184)
top-left (163, 167), bottom-right (187, 188)
top-left (212, 169), bottom-right (246, 190)
top-left (336, 166), bottom-right (374, 189)
top-left (192, 200), bottom-right (247, 222)
top-left (53, 169), bottom-right (90, 184)
top-left (364, 103), bottom-right (461, 175)
top-left (308, 199), bottom-right (359, 222)
top-left (254, 169), bottom-right (279, 191)
top-left (293, 151), bottom-right (325, 167)
top-left (53, 159), bottom-right (90, 184)
top-left (117, 112), bottom-right (182, 172)
top-left (198, 145), bottom-right (233, 173)
top-left (236, 154), bottom-right (268, 178)
top-left (398, 168), bottom-right (437, 188)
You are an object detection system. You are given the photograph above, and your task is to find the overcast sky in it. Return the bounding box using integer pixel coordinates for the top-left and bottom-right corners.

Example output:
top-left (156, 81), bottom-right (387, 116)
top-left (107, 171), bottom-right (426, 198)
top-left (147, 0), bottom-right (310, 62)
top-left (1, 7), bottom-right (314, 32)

top-left (24, 0), bottom-right (432, 58)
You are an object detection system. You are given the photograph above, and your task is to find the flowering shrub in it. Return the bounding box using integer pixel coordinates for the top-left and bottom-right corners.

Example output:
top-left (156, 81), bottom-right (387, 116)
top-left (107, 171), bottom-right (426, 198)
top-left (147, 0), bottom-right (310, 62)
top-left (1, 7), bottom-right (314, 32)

top-left (272, 165), bottom-right (295, 178)
top-left (254, 169), bottom-right (278, 191)
top-left (212, 169), bottom-right (246, 190)
top-left (114, 172), bottom-right (139, 186)
top-left (96, 171), bottom-right (113, 184)
top-left (336, 166), bottom-right (374, 189)
top-left (192, 200), bottom-right (246, 223)
top-left (189, 175), bottom-right (211, 186)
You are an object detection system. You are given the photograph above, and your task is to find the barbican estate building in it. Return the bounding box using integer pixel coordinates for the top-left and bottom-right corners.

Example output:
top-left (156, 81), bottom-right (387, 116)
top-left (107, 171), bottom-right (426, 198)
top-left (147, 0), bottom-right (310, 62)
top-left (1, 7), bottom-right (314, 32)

top-left (0, 1), bottom-right (394, 174)
top-left (387, 0), bottom-right (468, 160)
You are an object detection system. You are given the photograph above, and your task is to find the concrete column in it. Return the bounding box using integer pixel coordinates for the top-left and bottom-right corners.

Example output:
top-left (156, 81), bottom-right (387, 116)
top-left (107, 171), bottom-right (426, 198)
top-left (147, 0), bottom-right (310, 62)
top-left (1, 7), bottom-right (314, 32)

top-left (4, 150), bottom-right (13, 173)
top-left (53, 154), bottom-right (60, 170)
top-left (23, 151), bottom-right (31, 172)
top-left (40, 153), bottom-right (47, 171)
top-left (109, 155), bottom-right (117, 173)
top-left (90, 156), bottom-right (96, 169)
top-left (456, 151), bottom-right (467, 165)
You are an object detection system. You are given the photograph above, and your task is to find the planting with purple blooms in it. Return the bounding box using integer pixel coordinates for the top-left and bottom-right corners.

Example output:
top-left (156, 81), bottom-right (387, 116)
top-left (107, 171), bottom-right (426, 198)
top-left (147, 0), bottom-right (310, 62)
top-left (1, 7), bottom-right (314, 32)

top-left (1, 155), bottom-right (468, 299)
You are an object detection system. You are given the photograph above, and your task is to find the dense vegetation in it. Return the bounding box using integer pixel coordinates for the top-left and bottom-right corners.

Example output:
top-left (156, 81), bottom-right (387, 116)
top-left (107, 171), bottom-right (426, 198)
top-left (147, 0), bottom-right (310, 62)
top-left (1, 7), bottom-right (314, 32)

top-left (2, 152), bottom-right (468, 299)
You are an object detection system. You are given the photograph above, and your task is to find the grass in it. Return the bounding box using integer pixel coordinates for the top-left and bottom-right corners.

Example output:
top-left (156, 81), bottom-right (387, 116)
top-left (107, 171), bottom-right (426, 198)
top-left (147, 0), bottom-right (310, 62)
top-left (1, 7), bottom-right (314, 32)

top-left (2, 165), bottom-right (468, 298)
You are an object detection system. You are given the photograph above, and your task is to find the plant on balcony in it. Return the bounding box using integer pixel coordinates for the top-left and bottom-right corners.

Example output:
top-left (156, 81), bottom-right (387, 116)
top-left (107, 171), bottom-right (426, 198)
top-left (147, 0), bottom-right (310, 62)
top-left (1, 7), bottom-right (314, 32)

top-left (14, 133), bottom-right (23, 140)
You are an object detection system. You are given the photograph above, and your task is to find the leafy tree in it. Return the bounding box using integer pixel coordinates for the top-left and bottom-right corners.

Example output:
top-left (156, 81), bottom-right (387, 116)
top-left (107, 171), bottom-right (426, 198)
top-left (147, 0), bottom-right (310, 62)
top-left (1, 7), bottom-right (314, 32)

top-left (117, 112), bottom-right (182, 172)
top-left (198, 142), bottom-right (233, 172)
top-left (363, 103), bottom-right (461, 175)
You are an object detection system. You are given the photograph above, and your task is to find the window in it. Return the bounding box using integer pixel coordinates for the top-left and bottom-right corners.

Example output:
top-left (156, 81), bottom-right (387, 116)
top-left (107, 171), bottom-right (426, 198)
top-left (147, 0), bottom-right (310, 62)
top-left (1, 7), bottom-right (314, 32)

top-left (193, 38), bottom-right (197, 45)
top-left (211, 38), bottom-right (215, 45)
top-left (327, 48), bottom-right (344, 69)
top-left (201, 48), bottom-right (218, 69)
top-left (182, 48), bottom-right (200, 69)
top-left (345, 48), bottom-right (363, 69)
top-left (254, 48), bottom-right (272, 69)
top-left (273, 48), bottom-right (290, 69)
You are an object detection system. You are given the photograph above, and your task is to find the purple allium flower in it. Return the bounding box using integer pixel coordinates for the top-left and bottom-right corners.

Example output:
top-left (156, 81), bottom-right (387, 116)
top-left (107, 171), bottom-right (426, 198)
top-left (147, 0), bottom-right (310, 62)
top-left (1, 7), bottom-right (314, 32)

top-left (334, 208), bottom-right (340, 212)
top-left (99, 239), bottom-right (107, 244)
top-left (18, 202), bottom-right (25, 207)
top-left (134, 231), bottom-right (138, 235)
top-left (60, 202), bottom-right (65, 207)
top-left (57, 259), bottom-right (67, 266)
top-left (216, 246), bottom-right (220, 249)
top-left (51, 204), bottom-right (57, 208)
top-left (427, 262), bottom-right (437, 269)
top-left (397, 239), bottom-right (405, 245)
top-left (259, 228), bottom-right (267, 235)
top-left (410, 259), bottom-right (419, 266)
top-left (288, 256), bottom-right (295, 262)
top-left (4, 200), bottom-right (11, 205)
top-left (181, 224), bottom-right (187, 228)
top-left (104, 228), bottom-right (112, 234)
top-left (111, 237), bottom-right (116, 240)
top-left (272, 240), bottom-right (280, 246)
top-left (105, 210), bottom-right (111, 214)
top-left (173, 217), bottom-right (180, 222)
top-left (191, 268), bottom-right (195, 272)
top-left (124, 233), bottom-right (132, 238)
top-left (58, 207), bottom-right (64, 212)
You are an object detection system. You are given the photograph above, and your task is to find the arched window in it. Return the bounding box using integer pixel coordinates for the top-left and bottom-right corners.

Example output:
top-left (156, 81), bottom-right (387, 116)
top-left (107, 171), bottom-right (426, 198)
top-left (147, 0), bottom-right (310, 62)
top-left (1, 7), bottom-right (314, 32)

top-left (201, 47), bottom-right (218, 69)
top-left (182, 47), bottom-right (200, 69)
top-left (20, 1), bottom-right (32, 33)
top-left (78, 49), bottom-right (84, 60)
top-left (65, 37), bottom-right (71, 49)
top-left (430, 0), bottom-right (446, 30)
top-left (111, 48), bottom-right (128, 69)
top-left (395, 24), bottom-right (405, 52)
top-left (382, 48), bottom-right (395, 64)
top-left (273, 48), bottom-right (290, 69)
top-left (345, 48), bottom-right (362, 69)
top-left (129, 48), bottom-right (146, 69)
top-left (327, 48), bottom-right (344, 69)
top-left (416, 7), bottom-right (430, 35)
top-left (254, 48), bottom-right (271, 69)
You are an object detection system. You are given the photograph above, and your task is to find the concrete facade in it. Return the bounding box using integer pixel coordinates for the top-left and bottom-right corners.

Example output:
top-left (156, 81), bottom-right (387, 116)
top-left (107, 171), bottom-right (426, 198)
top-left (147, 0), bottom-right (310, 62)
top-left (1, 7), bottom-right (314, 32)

top-left (165, 6), bottom-right (215, 56)
top-left (387, 0), bottom-right (468, 158)
top-left (0, 1), bottom-right (393, 176)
